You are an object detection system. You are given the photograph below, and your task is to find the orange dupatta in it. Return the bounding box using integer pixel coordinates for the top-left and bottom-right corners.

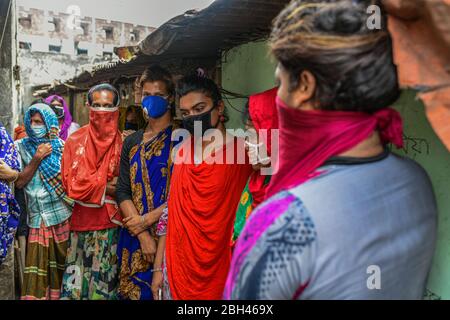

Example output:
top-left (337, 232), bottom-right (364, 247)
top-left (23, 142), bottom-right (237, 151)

top-left (62, 109), bottom-right (122, 222)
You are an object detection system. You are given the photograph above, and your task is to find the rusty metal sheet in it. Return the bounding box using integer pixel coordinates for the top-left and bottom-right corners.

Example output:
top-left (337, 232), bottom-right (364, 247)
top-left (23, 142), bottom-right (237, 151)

top-left (385, 0), bottom-right (450, 150)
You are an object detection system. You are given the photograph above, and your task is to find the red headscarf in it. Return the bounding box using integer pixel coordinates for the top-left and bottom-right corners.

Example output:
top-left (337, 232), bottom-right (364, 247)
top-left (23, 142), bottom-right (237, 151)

top-left (14, 125), bottom-right (27, 140)
top-left (266, 97), bottom-right (404, 198)
top-left (62, 108), bottom-right (122, 207)
top-left (166, 137), bottom-right (252, 300)
top-left (247, 87), bottom-right (278, 208)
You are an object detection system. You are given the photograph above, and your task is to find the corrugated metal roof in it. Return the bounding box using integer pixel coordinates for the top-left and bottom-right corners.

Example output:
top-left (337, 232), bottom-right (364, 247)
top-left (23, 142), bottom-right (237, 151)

top-left (49, 0), bottom-right (289, 89)
top-left (139, 0), bottom-right (290, 57)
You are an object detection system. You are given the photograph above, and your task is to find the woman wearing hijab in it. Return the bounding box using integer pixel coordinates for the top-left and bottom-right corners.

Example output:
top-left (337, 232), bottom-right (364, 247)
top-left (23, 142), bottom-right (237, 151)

top-left (13, 103), bottom-right (73, 300)
top-left (44, 95), bottom-right (80, 141)
top-left (60, 83), bottom-right (123, 300)
top-left (225, 0), bottom-right (437, 300)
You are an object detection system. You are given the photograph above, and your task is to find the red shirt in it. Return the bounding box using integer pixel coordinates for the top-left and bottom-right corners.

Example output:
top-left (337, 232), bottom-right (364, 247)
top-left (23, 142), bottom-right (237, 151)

top-left (70, 203), bottom-right (118, 232)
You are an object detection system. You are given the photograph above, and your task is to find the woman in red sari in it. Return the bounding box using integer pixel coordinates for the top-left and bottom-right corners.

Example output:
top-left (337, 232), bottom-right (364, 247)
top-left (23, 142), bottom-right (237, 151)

top-left (155, 75), bottom-right (252, 300)
top-left (60, 84), bottom-right (123, 300)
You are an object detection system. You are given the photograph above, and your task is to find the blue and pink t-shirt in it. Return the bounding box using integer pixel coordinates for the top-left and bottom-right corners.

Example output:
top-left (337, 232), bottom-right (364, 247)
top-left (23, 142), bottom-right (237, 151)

top-left (225, 152), bottom-right (437, 299)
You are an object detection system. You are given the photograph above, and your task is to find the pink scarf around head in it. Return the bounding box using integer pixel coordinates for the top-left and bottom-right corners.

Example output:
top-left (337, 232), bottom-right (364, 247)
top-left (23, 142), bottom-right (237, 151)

top-left (266, 96), bottom-right (404, 198)
top-left (44, 95), bottom-right (73, 141)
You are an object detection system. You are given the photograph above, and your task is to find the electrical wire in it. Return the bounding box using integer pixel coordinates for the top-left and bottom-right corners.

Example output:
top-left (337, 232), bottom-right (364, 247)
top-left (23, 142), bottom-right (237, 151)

top-left (222, 90), bottom-right (247, 114)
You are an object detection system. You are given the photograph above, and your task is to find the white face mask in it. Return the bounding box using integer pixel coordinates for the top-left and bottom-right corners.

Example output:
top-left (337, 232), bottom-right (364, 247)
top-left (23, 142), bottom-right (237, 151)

top-left (90, 106), bottom-right (119, 112)
top-left (30, 125), bottom-right (47, 139)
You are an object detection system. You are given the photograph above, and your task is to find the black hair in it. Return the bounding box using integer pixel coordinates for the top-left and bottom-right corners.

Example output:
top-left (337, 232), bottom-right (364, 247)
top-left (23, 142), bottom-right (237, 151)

top-left (29, 109), bottom-right (39, 117)
top-left (176, 74), bottom-right (222, 106)
top-left (139, 65), bottom-right (175, 97)
top-left (125, 106), bottom-right (135, 116)
top-left (242, 100), bottom-right (251, 125)
top-left (270, 0), bottom-right (400, 113)
top-left (87, 83), bottom-right (120, 106)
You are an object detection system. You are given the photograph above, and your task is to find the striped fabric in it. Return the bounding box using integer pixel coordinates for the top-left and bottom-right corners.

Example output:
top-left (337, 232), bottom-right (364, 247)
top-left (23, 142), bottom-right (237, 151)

top-left (22, 103), bottom-right (73, 207)
top-left (21, 220), bottom-right (70, 300)
top-left (15, 139), bottom-right (72, 229)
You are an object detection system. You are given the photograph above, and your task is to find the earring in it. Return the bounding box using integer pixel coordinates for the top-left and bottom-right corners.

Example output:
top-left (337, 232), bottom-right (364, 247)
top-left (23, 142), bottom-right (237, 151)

top-left (219, 114), bottom-right (225, 122)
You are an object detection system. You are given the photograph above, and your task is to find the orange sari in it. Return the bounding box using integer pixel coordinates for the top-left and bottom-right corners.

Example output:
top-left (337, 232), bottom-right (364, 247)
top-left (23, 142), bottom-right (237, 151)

top-left (166, 137), bottom-right (252, 300)
top-left (61, 109), bottom-right (123, 225)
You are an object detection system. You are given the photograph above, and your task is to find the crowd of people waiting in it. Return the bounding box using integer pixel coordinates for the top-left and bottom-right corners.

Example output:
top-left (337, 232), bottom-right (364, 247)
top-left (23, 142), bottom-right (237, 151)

top-left (0, 0), bottom-right (437, 300)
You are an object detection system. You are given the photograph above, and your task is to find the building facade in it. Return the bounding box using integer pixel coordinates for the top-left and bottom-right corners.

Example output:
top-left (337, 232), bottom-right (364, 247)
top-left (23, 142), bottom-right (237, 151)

top-left (16, 5), bottom-right (155, 116)
top-left (17, 6), bottom-right (155, 57)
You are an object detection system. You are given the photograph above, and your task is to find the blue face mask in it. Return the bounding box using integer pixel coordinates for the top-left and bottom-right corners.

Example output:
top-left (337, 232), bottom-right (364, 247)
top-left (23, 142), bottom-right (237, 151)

top-left (142, 96), bottom-right (170, 119)
top-left (124, 122), bottom-right (138, 131)
top-left (31, 125), bottom-right (47, 138)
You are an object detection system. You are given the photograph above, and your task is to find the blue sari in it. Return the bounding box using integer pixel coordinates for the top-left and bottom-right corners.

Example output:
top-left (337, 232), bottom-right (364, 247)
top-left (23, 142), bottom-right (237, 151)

top-left (0, 124), bottom-right (20, 265)
top-left (117, 125), bottom-right (175, 300)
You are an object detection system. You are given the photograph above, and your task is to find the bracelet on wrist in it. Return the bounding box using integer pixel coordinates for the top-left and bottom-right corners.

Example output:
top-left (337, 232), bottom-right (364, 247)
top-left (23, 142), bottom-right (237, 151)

top-left (152, 267), bottom-right (163, 273)
top-left (141, 214), bottom-right (147, 228)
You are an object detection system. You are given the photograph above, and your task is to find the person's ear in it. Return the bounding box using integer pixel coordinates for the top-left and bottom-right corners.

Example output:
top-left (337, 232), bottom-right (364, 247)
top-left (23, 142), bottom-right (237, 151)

top-left (291, 70), bottom-right (316, 110)
top-left (217, 101), bottom-right (225, 115)
top-left (299, 70), bottom-right (316, 101)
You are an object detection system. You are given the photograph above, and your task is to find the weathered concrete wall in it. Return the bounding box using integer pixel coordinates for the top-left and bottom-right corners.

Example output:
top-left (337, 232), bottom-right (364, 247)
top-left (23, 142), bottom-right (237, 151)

top-left (0, 11), bottom-right (13, 130)
top-left (74, 16), bottom-right (94, 43)
top-left (0, 0), bottom-right (18, 133)
top-left (95, 18), bottom-right (122, 46)
top-left (18, 50), bottom-right (90, 109)
top-left (17, 6), bottom-right (155, 57)
top-left (46, 10), bottom-right (70, 40)
top-left (17, 7), bottom-right (44, 36)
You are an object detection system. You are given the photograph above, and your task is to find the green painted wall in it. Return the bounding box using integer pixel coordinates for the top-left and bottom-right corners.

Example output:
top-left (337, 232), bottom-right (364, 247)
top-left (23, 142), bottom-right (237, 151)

top-left (222, 41), bottom-right (450, 300)
top-left (222, 40), bottom-right (277, 129)
top-left (393, 91), bottom-right (450, 300)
